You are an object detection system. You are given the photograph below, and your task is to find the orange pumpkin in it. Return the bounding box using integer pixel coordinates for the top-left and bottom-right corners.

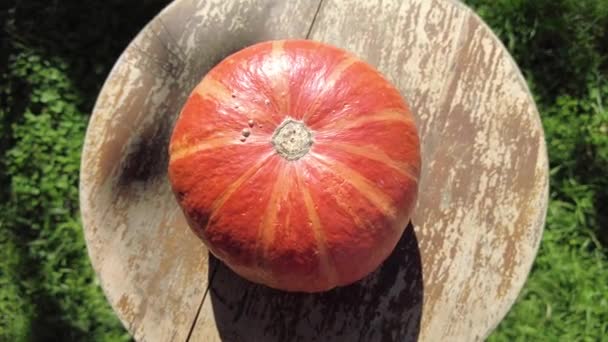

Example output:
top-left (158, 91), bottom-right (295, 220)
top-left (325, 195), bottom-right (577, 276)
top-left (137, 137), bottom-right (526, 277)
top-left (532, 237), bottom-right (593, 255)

top-left (168, 40), bottom-right (420, 292)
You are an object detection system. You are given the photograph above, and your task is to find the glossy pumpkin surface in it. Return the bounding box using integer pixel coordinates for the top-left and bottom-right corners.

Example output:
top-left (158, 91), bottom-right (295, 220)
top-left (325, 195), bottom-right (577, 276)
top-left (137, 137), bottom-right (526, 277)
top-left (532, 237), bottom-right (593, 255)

top-left (168, 40), bottom-right (420, 292)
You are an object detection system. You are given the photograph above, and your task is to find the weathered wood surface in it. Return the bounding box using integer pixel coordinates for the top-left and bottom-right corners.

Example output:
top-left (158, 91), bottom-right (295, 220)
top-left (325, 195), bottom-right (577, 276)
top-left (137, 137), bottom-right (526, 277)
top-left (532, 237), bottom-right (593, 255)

top-left (306, 1), bottom-right (548, 341)
top-left (81, 0), bottom-right (549, 341)
top-left (80, 1), bottom-right (322, 341)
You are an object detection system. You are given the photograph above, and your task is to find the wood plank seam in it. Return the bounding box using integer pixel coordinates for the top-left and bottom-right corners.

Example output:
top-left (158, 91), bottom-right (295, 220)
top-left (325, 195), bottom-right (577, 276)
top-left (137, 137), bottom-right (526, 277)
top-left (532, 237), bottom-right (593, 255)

top-left (130, 42), bottom-right (182, 79)
top-left (306, 0), bottom-right (325, 39)
top-left (185, 261), bottom-right (219, 342)
top-left (158, 17), bottom-right (189, 63)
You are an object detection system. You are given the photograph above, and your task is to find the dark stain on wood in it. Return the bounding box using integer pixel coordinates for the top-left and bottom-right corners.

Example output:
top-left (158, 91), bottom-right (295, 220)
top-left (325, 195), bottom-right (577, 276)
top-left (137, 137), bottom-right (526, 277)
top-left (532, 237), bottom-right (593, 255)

top-left (117, 112), bottom-right (173, 187)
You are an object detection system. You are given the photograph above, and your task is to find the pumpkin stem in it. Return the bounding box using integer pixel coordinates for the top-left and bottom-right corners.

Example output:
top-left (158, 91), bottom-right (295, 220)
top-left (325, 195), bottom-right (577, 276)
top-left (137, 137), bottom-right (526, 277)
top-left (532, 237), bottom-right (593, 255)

top-left (271, 119), bottom-right (314, 160)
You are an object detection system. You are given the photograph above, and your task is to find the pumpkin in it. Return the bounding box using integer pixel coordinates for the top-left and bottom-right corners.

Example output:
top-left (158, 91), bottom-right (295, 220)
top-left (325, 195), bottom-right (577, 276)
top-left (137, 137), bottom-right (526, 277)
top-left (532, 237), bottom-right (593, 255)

top-left (168, 40), bottom-right (420, 292)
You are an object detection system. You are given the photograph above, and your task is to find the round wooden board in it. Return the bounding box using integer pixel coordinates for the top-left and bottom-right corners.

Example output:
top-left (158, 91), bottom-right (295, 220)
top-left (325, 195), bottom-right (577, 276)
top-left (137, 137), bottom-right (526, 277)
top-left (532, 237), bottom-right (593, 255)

top-left (80, 0), bottom-right (549, 341)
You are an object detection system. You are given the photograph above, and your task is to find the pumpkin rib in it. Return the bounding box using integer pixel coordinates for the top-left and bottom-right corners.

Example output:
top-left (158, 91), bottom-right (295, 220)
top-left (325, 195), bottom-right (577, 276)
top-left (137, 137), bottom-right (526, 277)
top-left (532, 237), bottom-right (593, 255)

top-left (301, 55), bottom-right (360, 121)
top-left (324, 142), bottom-right (419, 183)
top-left (194, 75), bottom-right (233, 103)
top-left (195, 71), bottom-right (278, 130)
top-left (169, 136), bottom-right (242, 162)
top-left (320, 180), bottom-right (378, 233)
top-left (316, 108), bottom-right (414, 132)
top-left (309, 152), bottom-right (397, 220)
top-left (270, 40), bottom-right (285, 60)
top-left (254, 160), bottom-right (288, 279)
top-left (267, 40), bottom-right (291, 115)
top-left (205, 152), bottom-right (275, 230)
top-left (295, 167), bottom-right (339, 285)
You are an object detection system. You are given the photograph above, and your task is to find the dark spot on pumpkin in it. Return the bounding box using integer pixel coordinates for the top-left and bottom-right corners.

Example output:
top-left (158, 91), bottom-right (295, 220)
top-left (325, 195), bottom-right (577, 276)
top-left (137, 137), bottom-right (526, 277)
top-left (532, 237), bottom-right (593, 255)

top-left (176, 191), bottom-right (186, 202)
top-left (185, 207), bottom-right (211, 237)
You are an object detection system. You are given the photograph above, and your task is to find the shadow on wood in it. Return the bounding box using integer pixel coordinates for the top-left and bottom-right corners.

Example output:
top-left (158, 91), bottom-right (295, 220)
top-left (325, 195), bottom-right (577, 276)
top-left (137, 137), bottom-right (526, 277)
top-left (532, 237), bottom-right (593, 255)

top-left (208, 223), bottom-right (423, 342)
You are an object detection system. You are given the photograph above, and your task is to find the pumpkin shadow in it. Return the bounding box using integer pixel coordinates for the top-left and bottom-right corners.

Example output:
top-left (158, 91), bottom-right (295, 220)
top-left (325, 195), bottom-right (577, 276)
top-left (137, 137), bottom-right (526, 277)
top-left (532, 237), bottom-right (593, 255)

top-left (207, 223), bottom-right (423, 342)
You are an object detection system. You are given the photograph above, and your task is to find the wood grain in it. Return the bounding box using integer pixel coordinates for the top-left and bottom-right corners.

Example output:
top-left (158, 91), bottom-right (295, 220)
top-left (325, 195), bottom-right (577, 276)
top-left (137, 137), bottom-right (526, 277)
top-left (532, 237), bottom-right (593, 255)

top-left (318, 0), bottom-right (548, 340)
top-left (81, 0), bottom-right (548, 341)
top-left (80, 12), bottom-right (200, 342)
top-left (80, 1), bottom-right (322, 341)
top-left (190, 0), bottom-right (548, 341)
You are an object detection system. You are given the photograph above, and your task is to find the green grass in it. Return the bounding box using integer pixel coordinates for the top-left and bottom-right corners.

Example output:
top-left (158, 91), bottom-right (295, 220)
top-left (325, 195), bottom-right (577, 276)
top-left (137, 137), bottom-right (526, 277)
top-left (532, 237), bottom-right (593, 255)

top-left (1, 1), bottom-right (171, 340)
top-left (1, 0), bottom-right (607, 340)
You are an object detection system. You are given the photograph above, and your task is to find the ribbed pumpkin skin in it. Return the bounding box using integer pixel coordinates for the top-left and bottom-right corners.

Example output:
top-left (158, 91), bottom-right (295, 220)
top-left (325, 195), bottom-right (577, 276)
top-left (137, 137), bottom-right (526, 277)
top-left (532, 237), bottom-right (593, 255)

top-left (168, 40), bottom-right (420, 292)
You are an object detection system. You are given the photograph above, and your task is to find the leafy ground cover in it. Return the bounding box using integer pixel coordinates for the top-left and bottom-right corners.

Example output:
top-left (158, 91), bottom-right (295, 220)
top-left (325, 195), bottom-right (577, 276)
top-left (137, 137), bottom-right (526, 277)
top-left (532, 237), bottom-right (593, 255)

top-left (1, 0), bottom-right (607, 340)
